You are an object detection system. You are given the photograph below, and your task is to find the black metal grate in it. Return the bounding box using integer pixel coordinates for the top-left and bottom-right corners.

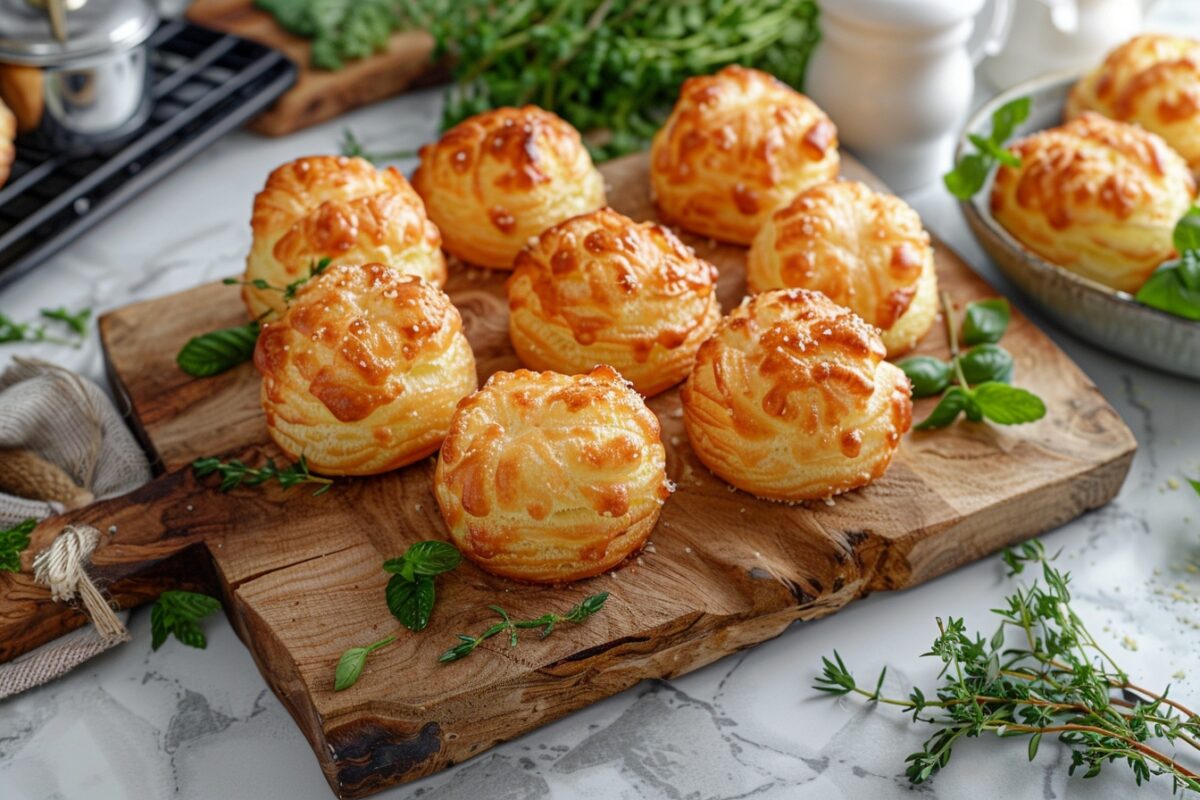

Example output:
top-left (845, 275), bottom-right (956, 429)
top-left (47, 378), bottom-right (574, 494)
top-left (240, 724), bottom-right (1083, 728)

top-left (0, 21), bottom-right (297, 289)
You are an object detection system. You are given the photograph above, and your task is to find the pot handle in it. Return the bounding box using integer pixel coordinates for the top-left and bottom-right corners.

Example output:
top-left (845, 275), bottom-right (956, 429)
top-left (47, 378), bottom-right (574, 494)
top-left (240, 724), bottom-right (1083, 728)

top-left (968, 0), bottom-right (1015, 66)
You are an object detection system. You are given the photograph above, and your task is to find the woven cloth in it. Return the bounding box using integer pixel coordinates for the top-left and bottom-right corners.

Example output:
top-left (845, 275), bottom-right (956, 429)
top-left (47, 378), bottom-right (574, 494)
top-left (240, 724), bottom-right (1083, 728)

top-left (0, 357), bottom-right (151, 698)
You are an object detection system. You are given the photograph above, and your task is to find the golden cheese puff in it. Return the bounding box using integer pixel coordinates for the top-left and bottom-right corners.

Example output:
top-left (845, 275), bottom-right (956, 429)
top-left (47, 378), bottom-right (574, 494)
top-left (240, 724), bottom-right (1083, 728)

top-left (650, 65), bottom-right (839, 246)
top-left (255, 263), bottom-right (476, 476)
top-left (681, 289), bottom-right (912, 502)
top-left (506, 208), bottom-right (722, 396)
top-left (1067, 34), bottom-right (1200, 175)
top-left (0, 97), bottom-right (13, 189)
top-left (412, 106), bottom-right (606, 270)
top-left (746, 180), bottom-right (938, 357)
top-left (244, 155), bottom-right (446, 318)
top-left (991, 112), bottom-right (1195, 293)
top-left (434, 367), bottom-right (670, 584)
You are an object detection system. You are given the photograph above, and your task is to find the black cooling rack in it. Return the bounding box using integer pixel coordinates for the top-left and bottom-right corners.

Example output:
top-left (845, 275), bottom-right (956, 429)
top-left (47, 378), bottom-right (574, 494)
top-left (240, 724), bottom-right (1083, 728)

top-left (0, 21), bottom-right (296, 289)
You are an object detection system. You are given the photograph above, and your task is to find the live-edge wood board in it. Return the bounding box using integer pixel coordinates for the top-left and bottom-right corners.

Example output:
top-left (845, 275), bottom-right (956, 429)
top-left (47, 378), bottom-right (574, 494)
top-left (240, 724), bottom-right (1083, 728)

top-left (0, 152), bottom-right (1136, 798)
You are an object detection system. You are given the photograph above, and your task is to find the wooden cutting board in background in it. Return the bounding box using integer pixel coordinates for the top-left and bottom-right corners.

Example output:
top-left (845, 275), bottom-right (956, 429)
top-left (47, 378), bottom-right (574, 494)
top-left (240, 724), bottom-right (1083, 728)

top-left (186, 0), bottom-right (440, 136)
top-left (0, 152), bottom-right (1136, 798)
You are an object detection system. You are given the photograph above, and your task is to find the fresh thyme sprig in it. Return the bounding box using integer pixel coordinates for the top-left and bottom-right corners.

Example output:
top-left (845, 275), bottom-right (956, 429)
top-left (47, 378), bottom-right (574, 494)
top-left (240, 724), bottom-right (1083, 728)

top-left (945, 96), bottom-right (1030, 199)
top-left (223, 257), bottom-right (332, 305)
top-left (0, 517), bottom-right (35, 573)
top-left (192, 455), bottom-right (333, 496)
top-left (439, 592), bottom-right (609, 663)
top-left (0, 306), bottom-right (92, 347)
top-left (339, 129), bottom-right (417, 164)
top-left (815, 541), bottom-right (1200, 793)
top-left (900, 293), bottom-right (1045, 430)
top-left (150, 590), bottom-right (221, 650)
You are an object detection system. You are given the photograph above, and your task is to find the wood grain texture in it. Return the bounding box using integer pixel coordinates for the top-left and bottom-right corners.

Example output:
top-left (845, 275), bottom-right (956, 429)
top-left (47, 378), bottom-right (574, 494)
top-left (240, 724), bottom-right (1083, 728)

top-left (186, 0), bottom-right (440, 136)
top-left (0, 153), bottom-right (1135, 798)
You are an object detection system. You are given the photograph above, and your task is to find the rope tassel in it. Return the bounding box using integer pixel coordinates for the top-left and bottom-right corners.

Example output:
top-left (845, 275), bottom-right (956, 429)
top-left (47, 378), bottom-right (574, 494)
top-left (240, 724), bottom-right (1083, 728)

top-left (32, 524), bottom-right (129, 643)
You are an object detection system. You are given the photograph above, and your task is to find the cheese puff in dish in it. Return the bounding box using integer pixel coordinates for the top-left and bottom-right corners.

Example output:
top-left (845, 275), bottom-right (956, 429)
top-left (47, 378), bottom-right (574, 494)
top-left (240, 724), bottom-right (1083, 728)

top-left (1067, 34), bottom-right (1200, 175)
top-left (681, 289), bottom-right (912, 502)
top-left (746, 180), bottom-right (937, 357)
top-left (0, 97), bottom-right (13, 189)
top-left (412, 106), bottom-right (606, 270)
top-left (255, 263), bottom-right (476, 476)
top-left (244, 155), bottom-right (446, 319)
top-left (990, 112), bottom-right (1195, 293)
top-left (434, 367), bottom-right (670, 584)
top-left (506, 208), bottom-right (722, 396)
top-left (650, 65), bottom-right (839, 246)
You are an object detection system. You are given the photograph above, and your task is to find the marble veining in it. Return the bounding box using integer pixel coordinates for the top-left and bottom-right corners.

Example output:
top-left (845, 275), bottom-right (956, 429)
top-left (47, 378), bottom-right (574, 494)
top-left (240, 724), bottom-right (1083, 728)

top-left (3, 4), bottom-right (1200, 797)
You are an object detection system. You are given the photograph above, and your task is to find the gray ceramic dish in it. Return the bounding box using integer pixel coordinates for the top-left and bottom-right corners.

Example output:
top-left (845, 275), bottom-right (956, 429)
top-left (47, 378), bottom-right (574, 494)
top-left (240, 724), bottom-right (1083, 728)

top-left (958, 71), bottom-right (1200, 381)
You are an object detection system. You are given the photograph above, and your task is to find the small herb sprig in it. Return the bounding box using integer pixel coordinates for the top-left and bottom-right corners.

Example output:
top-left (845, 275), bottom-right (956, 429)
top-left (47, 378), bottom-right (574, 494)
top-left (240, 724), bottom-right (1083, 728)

top-left (439, 592), bottom-right (609, 663)
top-left (151, 590), bottom-right (221, 650)
top-left (0, 517), bottom-right (35, 573)
top-left (177, 258), bottom-right (332, 378)
top-left (383, 541), bottom-right (462, 631)
top-left (1137, 204), bottom-right (1200, 321)
top-left (899, 293), bottom-right (1045, 430)
top-left (0, 307), bottom-right (92, 347)
top-left (192, 455), bottom-right (333, 495)
top-left (815, 541), bottom-right (1200, 793)
top-left (944, 96), bottom-right (1030, 200)
top-left (339, 129), bottom-right (417, 164)
top-left (334, 635), bottom-right (397, 691)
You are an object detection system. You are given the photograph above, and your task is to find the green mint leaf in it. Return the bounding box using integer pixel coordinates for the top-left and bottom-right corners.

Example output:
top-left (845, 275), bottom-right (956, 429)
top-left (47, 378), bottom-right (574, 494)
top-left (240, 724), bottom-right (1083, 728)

top-left (39, 306), bottom-right (92, 336)
top-left (915, 386), bottom-right (970, 430)
top-left (1136, 266), bottom-right (1200, 321)
top-left (151, 590), bottom-right (220, 651)
top-left (962, 298), bottom-right (1011, 345)
top-left (177, 322), bottom-right (260, 377)
top-left (1172, 204), bottom-right (1200, 254)
top-left (898, 356), bottom-right (952, 398)
top-left (1178, 251), bottom-right (1200, 292)
top-left (0, 517), bottom-right (35, 573)
top-left (990, 96), bottom-right (1031, 144)
top-left (972, 382), bottom-right (1047, 425)
top-left (957, 344), bottom-right (1014, 385)
top-left (334, 635), bottom-right (396, 691)
top-left (943, 153), bottom-right (989, 200)
top-left (403, 541), bottom-right (462, 576)
top-left (386, 574), bottom-right (436, 631)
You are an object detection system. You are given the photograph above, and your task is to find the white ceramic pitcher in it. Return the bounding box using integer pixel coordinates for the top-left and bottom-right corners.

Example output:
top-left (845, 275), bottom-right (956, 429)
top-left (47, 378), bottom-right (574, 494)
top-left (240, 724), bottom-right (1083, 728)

top-left (806, 0), bottom-right (1013, 191)
top-left (982, 0), bottom-right (1158, 90)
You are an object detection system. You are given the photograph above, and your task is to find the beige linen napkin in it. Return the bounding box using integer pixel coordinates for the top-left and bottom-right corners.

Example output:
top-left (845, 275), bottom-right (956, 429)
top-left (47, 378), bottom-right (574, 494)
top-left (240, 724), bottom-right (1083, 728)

top-left (0, 357), bottom-right (151, 698)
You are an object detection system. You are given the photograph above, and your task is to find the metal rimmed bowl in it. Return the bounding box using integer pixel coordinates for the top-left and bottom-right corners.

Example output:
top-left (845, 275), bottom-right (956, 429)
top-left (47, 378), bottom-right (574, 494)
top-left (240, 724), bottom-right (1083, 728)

top-left (958, 71), bottom-right (1200, 381)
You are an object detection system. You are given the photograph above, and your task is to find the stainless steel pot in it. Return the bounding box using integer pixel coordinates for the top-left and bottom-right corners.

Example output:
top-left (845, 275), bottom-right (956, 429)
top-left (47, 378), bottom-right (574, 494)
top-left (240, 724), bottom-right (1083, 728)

top-left (0, 0), bottom-right (158, 150)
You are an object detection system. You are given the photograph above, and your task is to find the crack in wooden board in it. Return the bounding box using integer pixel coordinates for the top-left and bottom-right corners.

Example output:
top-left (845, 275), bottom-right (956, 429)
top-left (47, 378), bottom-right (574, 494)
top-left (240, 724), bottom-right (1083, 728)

top-left (0, 152), bottom-right (1136, 798)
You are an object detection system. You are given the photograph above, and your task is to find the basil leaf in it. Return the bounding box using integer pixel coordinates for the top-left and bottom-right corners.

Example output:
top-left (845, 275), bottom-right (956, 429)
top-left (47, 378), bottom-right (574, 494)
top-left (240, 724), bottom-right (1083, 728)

top-left (944, 153), bottom-right (989, 200)
top-left (1172, 204), bottom-right (1200, 254)
top-left (957, 344), bottom-right (1014, 385)
top-left (0, 517), bottom-right (35, 573)
top-left (962, 299), bottom-right (1011, 345)
top-left (1179, 251), bottom-right (1200, 292)
top-left (335, 646), bottom-right (369, 691)
top-left (972, 382), bottom-right (1047, 425)
top-left (177, 321), bottom-right (260, 377)
top-left (898, 356), bottom-right (951, 398)
top-left (964, 393), bottom-right (984, 422)
top-left (402, 541), bottom-right (462, 576)
top-left (990, 96), bottom-right (1031, 144)
top-left (1135, 267), bottom-right (1200, 321)
top-left (387, 574), bottom-right (436, 631)
top-left (151, 590), bottom-right (221, 650)
top-left (915, 386), bottom-right (970, 430)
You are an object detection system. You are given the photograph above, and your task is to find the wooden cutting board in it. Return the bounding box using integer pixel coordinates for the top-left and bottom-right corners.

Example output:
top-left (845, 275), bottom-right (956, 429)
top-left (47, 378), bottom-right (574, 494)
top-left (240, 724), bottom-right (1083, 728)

top-left (186, 0), bottom-right (440, 136)
top-left (0, 152), bottom-right (1135, 799)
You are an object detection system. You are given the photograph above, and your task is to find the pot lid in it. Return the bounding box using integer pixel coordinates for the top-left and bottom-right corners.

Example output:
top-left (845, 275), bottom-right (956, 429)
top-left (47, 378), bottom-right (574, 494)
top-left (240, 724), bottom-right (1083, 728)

top-left (0, 0), bottom-right (158, 65)
top-left (820, 0), bottom-right (986, 30)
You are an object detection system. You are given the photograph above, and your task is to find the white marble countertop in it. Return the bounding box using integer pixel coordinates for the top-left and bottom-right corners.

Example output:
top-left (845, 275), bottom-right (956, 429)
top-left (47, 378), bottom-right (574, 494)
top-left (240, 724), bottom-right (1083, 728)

top-left (3, 7), bottom-right (1200, 799)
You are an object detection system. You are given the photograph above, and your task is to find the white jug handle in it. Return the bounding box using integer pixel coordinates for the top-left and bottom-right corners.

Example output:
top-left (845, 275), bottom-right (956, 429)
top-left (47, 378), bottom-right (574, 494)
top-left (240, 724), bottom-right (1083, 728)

top-left (968, 0), bottom-right (1015, 66)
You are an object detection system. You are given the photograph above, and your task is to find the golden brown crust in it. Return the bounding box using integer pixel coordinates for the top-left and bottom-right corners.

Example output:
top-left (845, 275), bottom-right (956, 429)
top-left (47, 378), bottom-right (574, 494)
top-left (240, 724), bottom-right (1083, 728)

top-left (434, 366), bottom-right (670, 584)
top-left (1067, 34), bottom-right (1200, 174)
top-left (412, 106), bottom-right (607, 270)
top-left (991, 112), bottom-right (1195, 293)
top-left (245, 156), bottom-right (446, 318)
top-left (506, 208), bottom-right (722, 396)
top-left (681, 289), bottom-right (912, 502)
top-left (650, 65), bottom-right (839, 246)
top-left (255, 263), bottom-right (476, 476)
top-left (0, 97), bottom-right (13, 189)
top-left (746, 180), bottom-right (938, 356)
